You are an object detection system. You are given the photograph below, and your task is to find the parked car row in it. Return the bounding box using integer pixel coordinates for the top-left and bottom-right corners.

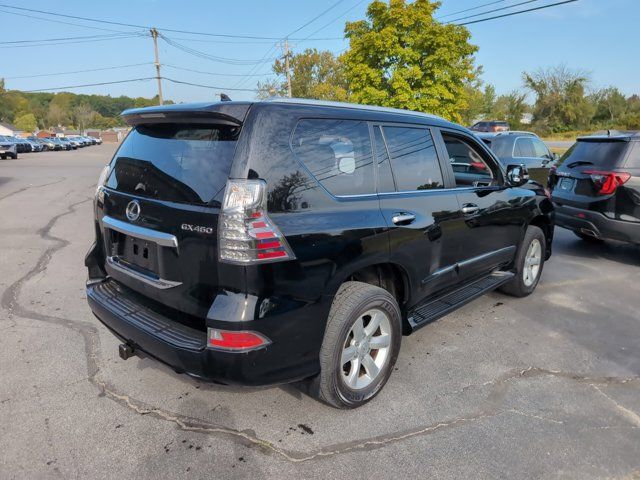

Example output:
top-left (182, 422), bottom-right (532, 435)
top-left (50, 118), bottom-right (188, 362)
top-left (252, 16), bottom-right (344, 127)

top-left (0, 134), bottom-right (102, 159)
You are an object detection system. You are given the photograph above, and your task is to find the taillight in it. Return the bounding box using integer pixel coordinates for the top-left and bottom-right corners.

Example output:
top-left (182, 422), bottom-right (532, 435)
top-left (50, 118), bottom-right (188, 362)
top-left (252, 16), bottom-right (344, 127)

top-left (582, 170), bottom-right (631, 195)
top-left (208, 328), bottom-right (270, 352)
top-left (218, 179), bottom-right (295, 264)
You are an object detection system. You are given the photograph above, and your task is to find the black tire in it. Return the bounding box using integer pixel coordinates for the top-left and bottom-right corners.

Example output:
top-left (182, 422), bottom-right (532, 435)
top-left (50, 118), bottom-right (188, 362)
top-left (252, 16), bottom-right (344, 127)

top-left (310, 281), bottom-right (402, 409)
top-left (574, 231), bottom-right (603, 243)
top-left (500, 225), bottom-right (546, 298)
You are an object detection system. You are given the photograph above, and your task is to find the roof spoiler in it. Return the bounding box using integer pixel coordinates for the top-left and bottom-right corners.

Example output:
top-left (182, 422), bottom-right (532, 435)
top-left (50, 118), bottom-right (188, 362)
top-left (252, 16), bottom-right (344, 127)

top-left (121, 103), bottom-right (250, 127)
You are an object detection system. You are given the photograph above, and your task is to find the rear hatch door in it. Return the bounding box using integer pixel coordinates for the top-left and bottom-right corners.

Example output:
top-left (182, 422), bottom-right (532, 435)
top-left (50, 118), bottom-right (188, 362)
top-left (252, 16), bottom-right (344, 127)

top-left (99, 107), bottom-right (248, 321)
top-left (551, 137), bottom-right (631, 208)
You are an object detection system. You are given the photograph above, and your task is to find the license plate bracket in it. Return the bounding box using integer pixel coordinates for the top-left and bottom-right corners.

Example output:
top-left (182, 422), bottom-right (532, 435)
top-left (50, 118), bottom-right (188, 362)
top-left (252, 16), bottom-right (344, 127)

top-left (122, 235), bottom-right (159, 273)
top-left (558, 177), bottom-right (575, 191)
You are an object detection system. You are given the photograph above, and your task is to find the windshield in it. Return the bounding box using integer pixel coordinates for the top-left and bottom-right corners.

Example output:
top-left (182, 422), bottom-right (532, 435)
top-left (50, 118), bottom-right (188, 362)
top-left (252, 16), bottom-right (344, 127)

top-left (559, 140), bottom-right (629, 169)
top-left (105, 123), bottom-right (239, 206)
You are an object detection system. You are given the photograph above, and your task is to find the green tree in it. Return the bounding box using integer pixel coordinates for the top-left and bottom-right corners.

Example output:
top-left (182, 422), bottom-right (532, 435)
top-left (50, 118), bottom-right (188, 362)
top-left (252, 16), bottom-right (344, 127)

top-left (341, 0), bottom-right (478, 122)
top-left (13, 113), bottom-right (37, 133)
top-left (492, 91), bottom-right (529, 129)
top-left (591, 87), bottom-right (627, 124)
top-left (258, 48), bottom-right (348, 101)
top-left (523, 65), bottom-right (594, 133)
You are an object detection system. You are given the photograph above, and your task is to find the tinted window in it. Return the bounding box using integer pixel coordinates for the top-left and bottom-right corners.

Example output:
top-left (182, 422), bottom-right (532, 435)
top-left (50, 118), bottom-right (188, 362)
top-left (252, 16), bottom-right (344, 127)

top-left (484, 137), bottom-right (512, 157)
top-left (373, 126), bottom-right (395, 193)
top-left (559, 141), bottom-right (629, 169)
top-left (626, 142), bottom-right (640, 168)
top-left (291, 119), bottom-right (374, 196)
top-left (106, 123), bottom-right (239, 205)
top-left (514, 137), bottom-right (536, 157)
top-left (442, 133), bottom-right (495, 187)
top-left (531, 138), bottom-right (550, 158)
top-left (382, 126), bottom-right (443, 191)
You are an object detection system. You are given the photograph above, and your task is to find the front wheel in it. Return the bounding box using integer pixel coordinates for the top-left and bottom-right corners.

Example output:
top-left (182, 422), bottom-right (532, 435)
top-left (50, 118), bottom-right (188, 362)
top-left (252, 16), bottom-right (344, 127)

top-left (500, 225), bottom-right (546, 297)
top-left (311, 281), bottom-right (402, 409)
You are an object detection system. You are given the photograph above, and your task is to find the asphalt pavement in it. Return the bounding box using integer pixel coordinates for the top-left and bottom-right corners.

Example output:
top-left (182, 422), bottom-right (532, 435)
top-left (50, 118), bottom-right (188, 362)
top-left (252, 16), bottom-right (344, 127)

top-left (1, 145), bottom-right (639, 479)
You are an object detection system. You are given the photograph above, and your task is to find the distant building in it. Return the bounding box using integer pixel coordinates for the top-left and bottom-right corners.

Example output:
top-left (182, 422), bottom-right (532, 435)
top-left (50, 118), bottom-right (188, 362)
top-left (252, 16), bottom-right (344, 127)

top-left (36, 130), bottom-right (54, 138)
top-left (0, 122), bottom-right (23, 137)
top-left (521, 113), bottom-right (533, 125)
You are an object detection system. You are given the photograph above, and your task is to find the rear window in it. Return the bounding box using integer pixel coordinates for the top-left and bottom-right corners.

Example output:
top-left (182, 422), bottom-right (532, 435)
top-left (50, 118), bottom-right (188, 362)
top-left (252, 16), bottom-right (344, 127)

top-left (559, 140), bottom-right (629, 169)
top-left (291, 119), bottom-right (374, 196)
top-left (106, 123), bottom-right (239, 205)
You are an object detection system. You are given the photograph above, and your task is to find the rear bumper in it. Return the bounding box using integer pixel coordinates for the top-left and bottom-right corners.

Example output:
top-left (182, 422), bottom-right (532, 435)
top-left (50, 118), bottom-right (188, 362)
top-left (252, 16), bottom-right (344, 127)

top-left (554, 204), bottom-right (640, 244)
top-left (87, 279), bottom-right (326, 386)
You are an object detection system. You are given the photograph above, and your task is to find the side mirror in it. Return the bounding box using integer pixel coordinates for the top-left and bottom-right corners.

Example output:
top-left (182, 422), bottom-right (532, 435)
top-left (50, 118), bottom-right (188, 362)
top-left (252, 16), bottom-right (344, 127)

top-left (507, 164), bottom-right (529, 186)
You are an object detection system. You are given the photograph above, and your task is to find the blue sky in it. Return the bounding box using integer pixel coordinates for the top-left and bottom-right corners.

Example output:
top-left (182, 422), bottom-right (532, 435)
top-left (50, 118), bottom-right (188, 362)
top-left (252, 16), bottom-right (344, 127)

top-left (1, 0), bottom-right (638, 102)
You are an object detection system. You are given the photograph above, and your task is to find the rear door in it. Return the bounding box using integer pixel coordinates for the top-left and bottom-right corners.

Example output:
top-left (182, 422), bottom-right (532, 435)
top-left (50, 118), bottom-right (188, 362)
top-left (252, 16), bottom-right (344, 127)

top-left (513, 136), bottom-right (555, 184)
top-left (436, 129), bottom-right (526, 282)
top-left (98, 121), bottom-right (240, 320)
top-left (373, 124), bottom-right (463, 306)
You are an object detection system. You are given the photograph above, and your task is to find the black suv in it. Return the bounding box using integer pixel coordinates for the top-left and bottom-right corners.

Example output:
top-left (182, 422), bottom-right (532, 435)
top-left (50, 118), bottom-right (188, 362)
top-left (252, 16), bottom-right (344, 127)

top-left (85, 99), bottom-right (554, 408)
top-left (550, 132), bottom-right (640, 244)
top-left (478, 131), bottom-right (558, 186)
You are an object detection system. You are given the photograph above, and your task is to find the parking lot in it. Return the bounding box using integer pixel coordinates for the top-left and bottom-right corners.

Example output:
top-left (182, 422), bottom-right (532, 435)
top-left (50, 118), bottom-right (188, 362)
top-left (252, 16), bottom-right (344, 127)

top-left (1, 144), bottom-right (639, 479)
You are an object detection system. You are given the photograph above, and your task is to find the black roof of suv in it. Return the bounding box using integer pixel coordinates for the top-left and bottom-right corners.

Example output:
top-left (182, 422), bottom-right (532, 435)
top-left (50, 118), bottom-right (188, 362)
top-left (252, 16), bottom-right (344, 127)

top-left (86, 98), bottom-right (554, 408)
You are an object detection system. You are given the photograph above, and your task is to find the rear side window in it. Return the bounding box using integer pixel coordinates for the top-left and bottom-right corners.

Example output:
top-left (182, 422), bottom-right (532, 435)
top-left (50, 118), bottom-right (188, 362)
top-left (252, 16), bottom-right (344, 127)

top-left (291, 119), bottom-right (374, 196)
top-left (559, 141), bottom-right (629, 169)
top-left (106, 123), bottom-right (238, 205)
top-left (531, 138), bottom-right (550, 158)
top-left (626, 142), bottom-right (640, 168)
top-left (382, 126), bottom-right (443, 191)
top-left (514, 137), bottom-right (536, 157)
top-left (484, 137), bottom-right (511, 157)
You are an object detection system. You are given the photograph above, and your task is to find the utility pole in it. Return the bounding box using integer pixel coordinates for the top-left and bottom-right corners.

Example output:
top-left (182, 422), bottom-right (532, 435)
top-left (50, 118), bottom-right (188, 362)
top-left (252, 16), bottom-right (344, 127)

top-left (283, 38), bottom-right (292, 98)
top-left (150, 28), bottom-right (164, 105)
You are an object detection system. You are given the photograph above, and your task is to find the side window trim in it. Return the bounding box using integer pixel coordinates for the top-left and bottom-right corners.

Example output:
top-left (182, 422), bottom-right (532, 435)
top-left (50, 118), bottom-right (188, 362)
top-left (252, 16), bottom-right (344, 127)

top-left (374, 122), bottom-right (445, 194)
top-left (434, 127), bottom-right (506, 189)
top-left (369, 122), bottom-right (397, 193)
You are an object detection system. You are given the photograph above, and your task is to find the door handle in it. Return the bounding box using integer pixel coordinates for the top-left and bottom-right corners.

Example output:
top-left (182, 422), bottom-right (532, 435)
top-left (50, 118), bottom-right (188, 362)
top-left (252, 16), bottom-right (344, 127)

top-left (392, 213), bottom-right (416, 225)
top-left (461, 203), bottom-right (479, 215)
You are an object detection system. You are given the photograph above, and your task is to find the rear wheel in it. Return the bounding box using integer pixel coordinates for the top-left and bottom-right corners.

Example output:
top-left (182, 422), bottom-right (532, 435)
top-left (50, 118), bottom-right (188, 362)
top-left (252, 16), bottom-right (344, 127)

top-left (500, 225), bottom-right (546, 297)
top-left (574, 231), bottom-right (603, 243)
top-left (311, 281), bottom-right (402, 409)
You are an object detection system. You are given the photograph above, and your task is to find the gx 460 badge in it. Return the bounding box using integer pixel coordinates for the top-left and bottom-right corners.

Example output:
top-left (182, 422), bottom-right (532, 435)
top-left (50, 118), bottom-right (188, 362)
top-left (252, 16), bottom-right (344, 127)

top-left (181, 223), bottom-right (214, 234)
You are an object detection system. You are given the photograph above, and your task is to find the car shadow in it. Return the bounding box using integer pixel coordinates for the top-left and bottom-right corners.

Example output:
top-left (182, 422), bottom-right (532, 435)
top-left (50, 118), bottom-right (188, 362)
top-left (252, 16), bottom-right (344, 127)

top-left (553, 229), bottom-right (640, 267)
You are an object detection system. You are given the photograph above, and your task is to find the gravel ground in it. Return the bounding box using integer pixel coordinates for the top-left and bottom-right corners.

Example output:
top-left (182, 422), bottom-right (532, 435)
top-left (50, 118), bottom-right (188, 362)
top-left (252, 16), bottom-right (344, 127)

top-left (1, 145), bottom-right (639, 479)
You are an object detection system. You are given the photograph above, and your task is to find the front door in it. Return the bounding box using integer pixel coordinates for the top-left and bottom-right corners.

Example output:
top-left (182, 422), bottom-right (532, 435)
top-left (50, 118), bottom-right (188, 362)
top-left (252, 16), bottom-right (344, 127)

top-left (436, 129), bottom-right (527, 282)
top-left (373, 124), bottom-right (464, 308)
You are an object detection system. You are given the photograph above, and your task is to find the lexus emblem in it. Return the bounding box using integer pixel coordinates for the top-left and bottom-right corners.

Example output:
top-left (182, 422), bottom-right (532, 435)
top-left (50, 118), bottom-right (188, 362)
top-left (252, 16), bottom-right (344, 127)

top-left (125, 200), bottom-right (141, 222)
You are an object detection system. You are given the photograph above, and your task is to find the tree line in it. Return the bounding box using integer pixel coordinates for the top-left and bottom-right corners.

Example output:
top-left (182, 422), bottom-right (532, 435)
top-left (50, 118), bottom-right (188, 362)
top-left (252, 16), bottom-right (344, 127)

top-left (0, 79), bottom-right (171, 132)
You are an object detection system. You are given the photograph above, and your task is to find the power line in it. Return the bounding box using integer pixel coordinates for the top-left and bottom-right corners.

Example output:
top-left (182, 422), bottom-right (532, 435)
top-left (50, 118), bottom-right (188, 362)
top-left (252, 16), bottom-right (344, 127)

top-left (286, 0), bottom-right (348, 37)
top-left (0, 7), bottom-right (143, 34)
top-left (3, 63), bottom-right (153, 80)
top-left (19, 78), bottom-right (156, 93)
top-left (0, 3), bottom-right (346, 41)
top-left (436, 0), bottom-right (507, 19)
top-left (445, 0), bottom-right (541, 23)
top-left (0, 34), bottom-right (147, 49)
top-left (163, 64), bottom-right (273, 78)
top-left (458, 0), bottom-right (578, 25)
top-left (159, 34), bottom-right (278, 65)
top-left (163, 77), bottom-right (259, 92)
top-left (298, 0), bottom-right (368, 41)
top-left (0, 33), bottom-right (138, 44)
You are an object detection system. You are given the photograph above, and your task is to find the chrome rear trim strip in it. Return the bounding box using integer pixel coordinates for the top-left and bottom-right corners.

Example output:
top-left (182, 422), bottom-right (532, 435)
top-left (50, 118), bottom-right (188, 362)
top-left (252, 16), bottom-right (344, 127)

top-left (102, 215), bottom-right (178, 249)
top-left (106, 257), bottom-right (182, 289)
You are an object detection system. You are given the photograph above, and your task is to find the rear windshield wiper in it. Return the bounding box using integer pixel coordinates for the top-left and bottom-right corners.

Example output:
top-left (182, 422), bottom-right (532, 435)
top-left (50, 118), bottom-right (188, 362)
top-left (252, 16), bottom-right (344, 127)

top-left (566, 160), bottom-right (594, 168)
